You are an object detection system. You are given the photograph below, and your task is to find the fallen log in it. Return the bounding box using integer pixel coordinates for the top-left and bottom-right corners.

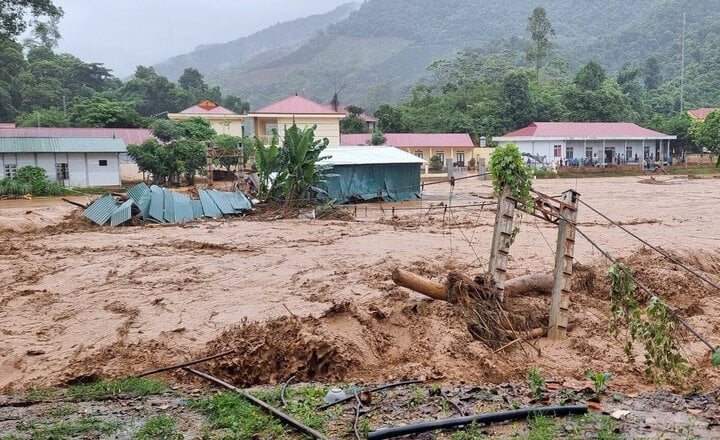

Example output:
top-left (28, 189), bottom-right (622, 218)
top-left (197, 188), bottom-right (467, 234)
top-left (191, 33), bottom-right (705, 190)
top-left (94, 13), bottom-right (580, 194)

top-left (392, 268), bottom-right (553, 302)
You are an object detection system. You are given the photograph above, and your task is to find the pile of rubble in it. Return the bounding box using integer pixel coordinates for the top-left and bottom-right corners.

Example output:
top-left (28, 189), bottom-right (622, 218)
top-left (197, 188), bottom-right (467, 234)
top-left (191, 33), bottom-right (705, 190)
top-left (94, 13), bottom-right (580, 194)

top-left (83, 183), bottom-right (252, 227)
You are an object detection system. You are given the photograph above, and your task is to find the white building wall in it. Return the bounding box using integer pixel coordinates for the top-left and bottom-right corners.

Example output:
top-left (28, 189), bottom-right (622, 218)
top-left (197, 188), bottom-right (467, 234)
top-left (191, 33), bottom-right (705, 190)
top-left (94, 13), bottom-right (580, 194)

top-left (86, 153), bottom-right (121, 186)
top-left (68, 153), bottom-right (88, 186)
top-left (16, 153), bottom-right (36, 168)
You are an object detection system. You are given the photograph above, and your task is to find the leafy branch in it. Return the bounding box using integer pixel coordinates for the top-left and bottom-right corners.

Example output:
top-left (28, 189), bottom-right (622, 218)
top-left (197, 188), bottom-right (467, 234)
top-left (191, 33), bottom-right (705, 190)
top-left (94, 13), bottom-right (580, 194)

top-left (607, 263), bottom-right (691, 385)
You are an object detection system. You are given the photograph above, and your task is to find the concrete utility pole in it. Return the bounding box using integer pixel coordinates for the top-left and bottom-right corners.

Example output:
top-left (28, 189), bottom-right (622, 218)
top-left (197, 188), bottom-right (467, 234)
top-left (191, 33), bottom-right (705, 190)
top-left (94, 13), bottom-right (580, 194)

top-left (488, 185), bottom-right (516, 302)
top-left (547, 190), bottom-right (580, 339)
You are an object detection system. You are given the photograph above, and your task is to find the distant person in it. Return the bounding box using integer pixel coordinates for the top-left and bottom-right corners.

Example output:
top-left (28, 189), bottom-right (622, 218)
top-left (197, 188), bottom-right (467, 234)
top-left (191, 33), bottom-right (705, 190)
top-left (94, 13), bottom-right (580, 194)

top-left (450, 176), bottom-right (456, 189)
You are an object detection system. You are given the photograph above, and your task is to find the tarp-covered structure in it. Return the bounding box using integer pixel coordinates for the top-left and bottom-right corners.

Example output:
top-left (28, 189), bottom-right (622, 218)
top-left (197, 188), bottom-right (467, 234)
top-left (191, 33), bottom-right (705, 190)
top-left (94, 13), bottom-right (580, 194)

top-left (317, 146), bottom-right (425, 204)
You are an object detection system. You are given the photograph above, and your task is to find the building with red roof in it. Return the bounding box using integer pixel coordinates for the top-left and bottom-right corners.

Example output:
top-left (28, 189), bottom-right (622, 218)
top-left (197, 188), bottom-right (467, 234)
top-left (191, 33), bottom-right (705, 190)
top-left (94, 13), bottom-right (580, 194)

top-left (494, 122), bottom-right (676, 166)
top-left (341, 132), bottom-right (477, 168)
top-left (248, 94), bottom-right (345, 145)
top-left (168, 100), bottom-right (245, 136)
top-left (687, 107), bottom-right (718, 121)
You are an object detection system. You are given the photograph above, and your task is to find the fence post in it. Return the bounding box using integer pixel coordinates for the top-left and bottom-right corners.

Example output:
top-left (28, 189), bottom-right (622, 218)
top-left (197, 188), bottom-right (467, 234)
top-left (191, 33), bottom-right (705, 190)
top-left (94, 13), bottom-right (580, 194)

top-left (488, 185), bottom-right (515, 302)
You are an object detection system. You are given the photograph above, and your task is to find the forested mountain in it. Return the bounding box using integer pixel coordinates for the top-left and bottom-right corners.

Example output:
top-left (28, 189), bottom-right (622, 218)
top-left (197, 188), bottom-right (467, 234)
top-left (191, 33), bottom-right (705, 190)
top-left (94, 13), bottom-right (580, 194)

top-left (153, 3), bottom-right (359, 81)
top-left (199, 0), bottom-right (720, 111)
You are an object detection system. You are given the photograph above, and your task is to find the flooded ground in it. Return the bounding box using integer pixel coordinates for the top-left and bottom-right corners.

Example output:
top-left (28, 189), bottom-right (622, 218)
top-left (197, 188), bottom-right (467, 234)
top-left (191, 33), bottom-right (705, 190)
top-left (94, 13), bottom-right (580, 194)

top-left (1, 174), bottom-right (719, 437)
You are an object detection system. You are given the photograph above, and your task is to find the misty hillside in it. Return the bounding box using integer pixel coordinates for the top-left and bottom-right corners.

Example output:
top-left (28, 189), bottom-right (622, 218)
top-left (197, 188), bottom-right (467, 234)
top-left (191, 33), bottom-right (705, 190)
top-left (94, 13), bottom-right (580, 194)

top-left (159, 0), bottom-right (720, 111)
top-left (153, 2), bottom-right (359, 81)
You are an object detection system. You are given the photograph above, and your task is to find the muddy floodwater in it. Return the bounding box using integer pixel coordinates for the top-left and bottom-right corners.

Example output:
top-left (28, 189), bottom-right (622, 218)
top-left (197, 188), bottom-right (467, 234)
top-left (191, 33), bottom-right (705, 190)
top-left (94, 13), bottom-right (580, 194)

top-left (1, 175), bottom-right (719, 437)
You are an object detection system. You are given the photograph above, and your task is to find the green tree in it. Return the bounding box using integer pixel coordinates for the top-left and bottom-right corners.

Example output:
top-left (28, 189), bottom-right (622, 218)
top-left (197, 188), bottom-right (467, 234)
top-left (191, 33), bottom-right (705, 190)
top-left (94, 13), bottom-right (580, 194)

top-left (374, 103), bottom-right (407, 133)
top-left (692, 110), bottom-right (720, 153)
top-left (340, 114), bottom-right (368, 133)
top-left (525, 6), bottom-right (555, 82)
top-left (15, 107), bottom-right (69, 126)
top-left (221, 95), bottom-right (250, 114)
top-left (119, 66), bottom-right (192, 116)
top-left (643, 56), bottom-right (661, 91)
top-left (0, 0), bottom-right (63, 41)
top-left (370, 129), bottom-right (386, 145)
top-left (574, 60), bottom-right (606, 91)
top-left (68, 95), bottom-right (145, 128)
top-left (501, 70), bottom-right (534, 130)
top-left (212, 134), bottom-right (243, 172)
top-left (254, 122), bottom-right (330, 206)
top-left (127, 118), bottom-right (213, 185)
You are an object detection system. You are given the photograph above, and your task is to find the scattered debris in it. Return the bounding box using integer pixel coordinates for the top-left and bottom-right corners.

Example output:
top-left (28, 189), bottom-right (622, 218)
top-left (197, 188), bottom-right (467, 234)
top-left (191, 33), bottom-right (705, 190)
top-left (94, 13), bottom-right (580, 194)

top-left (83, 183), bottom-right (252, 227)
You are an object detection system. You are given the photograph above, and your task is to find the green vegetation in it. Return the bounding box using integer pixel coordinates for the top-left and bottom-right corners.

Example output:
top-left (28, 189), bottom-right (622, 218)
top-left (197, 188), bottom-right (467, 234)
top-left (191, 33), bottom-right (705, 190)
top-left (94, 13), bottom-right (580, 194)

top-left (15, 416), bottom-right (121, 439)
top-left (66, 376), bottom-right (167, 401)
top-left (584, 371), bottom-right (612, 398)
top-left (526, 367), bottom-right (547, 399)
top-left (0, 166), bottom-right (63, 196)
top-left (608, 263), bottom-right (691, 384)
top-left (135, 416), bottom-right (183, 440)
top-left (192, 385), bottom-right (336, 438)
top-left (23, 386), bottom-right (59, 403)
top-left (254, 122), bottom-right (330, 207)
top-left (127, 117), bottom-right (214, 185)
top-left (489, 143), bottom-right (533, 208)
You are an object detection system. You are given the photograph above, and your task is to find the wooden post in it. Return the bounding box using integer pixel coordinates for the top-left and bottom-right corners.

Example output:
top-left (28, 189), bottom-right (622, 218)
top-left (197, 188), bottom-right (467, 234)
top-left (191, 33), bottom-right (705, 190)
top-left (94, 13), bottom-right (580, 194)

top-left (488, 185), bottom-right (515, 302)
top-left (547, 190), bottom-right (579, 340)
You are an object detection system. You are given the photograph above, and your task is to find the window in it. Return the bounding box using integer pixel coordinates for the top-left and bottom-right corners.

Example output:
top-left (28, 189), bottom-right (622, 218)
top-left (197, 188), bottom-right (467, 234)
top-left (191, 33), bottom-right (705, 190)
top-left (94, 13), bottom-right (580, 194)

top-left (626, 146), bottom-right (633, 160)
top-left (565, 147), bottom-right (574, 159)
top-left (4, 164), bottom-right (17, 178)
top-left (456, 152), bottom-right (465, 166)
top-left (643, 145), bottom-right (650, 158)
top-left (436, 152), bottom-right (444, 162)
top-left (585, 146), bottom-right (593, 159)
top-left (415, 151), bottom-right (423, 159)
top-left (265, 123), bottom-right (278, 137)
top-left (56, 163), bottom-right (69, 180)
top-left (98, 159), bottom-right (108, 167)
top-left (553, 145), bottom-right (562, 157)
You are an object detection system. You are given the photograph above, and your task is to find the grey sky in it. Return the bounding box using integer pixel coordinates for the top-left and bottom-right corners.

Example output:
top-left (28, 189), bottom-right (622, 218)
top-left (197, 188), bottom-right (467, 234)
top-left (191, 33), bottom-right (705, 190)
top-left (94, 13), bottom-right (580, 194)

top-left (52, 0), bottom-right (351, 77)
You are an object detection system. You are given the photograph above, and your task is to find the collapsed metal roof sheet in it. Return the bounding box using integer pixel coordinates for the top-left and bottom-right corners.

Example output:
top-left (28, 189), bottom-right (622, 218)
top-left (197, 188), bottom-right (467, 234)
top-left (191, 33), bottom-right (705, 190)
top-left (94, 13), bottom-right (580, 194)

top-left (83, 194), bottom-right (119, 225)
top-left (110, 199), bottom-right (134, 227)
top-left (148, 186), bottom-right (165, 223)
top-left (198, 189), bottom-right (222, 218)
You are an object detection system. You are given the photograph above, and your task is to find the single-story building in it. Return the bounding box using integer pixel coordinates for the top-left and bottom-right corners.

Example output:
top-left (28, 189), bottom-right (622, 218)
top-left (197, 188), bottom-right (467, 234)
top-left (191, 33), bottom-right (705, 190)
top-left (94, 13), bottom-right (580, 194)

top-left (687, 107), bottom-right (718, 121)
top-left (168, 100), bottom-right (245, 136)
top-left (493, 122), bottom-right (677, 166)
top-left (0, 125), bottom-right (154, 183)
top-left (0, 137), bottom-right (127, 186)
top-left (317, 146), bottom-right (425, 203)
top-left (340, 133), bottom-right (477, 169)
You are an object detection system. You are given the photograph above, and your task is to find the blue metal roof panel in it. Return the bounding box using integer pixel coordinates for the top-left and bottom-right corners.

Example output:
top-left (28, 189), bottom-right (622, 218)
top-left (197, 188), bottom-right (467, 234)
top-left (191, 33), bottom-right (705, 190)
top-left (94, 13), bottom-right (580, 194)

top-left (138, 190), bottom-right (151, 221)
top-left (227, 191), bottom-right (252, 211)
top-left (163, 188), bottom-right (176, 223)
top-left (198, 189), bottom-right (222, 218)
top-left (0, 137), bottom-right (127, 153)
top-left (83, 194), bottom-right (118, 225)
top-left (190, 200), bottom-right (203, 219)
top-left (207, 190), bottom-right (236, 215)
top-left (148, 185), bottom-right (165, 223)
top-left (172, 191), bottom-right (194, 223)
top-left (127, 182), bottom-right (150, 205)
top-left (110, 199), bottom-right (134, 227)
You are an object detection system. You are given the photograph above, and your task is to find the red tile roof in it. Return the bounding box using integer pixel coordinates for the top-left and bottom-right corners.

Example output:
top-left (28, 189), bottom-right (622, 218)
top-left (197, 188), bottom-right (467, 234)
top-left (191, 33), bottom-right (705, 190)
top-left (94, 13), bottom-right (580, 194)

top-left (179, 100), bottom-right (239, 115)
top-left (0, 127), bottom-right (153, 145)
top-left (497, 122), bottom-right (671, 138)
top-left (252, 95), bottom-right (345, 115)
top-left (341, 133), bottom-right (474, 148)
top-left (687, 107), bottom-right (718, 120)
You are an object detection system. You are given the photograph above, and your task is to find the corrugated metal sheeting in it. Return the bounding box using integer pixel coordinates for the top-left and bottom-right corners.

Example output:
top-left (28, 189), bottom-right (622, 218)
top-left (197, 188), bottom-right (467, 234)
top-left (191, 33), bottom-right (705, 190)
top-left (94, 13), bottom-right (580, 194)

top-left (83, 183), bottom-right (252, 227)
top-left (0, 137), bottom-right (127, 153)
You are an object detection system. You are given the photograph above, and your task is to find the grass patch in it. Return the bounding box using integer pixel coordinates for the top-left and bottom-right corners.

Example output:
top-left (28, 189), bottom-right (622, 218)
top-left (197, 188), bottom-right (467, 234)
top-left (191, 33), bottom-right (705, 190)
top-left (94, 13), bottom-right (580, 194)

top-left (66, 376), bottom-right (166, 401)
top-left (23, 386), bottom-right (59, 403)
top-left (135, 415), bottom-right (183, 440)
top-left (192, 385), bottom-right (336, 438)
top-left (16, 415), bottom-right (121, 439)
top-left (42, 404), bottom-right (78, 418)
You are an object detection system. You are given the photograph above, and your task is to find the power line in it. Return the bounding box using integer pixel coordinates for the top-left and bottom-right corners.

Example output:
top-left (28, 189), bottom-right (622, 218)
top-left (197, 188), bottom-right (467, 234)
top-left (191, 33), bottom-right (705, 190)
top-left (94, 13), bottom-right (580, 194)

top-left (571, 223), bottom-right (717, 353)
top-left (579, 199), bottom-right (720, 294)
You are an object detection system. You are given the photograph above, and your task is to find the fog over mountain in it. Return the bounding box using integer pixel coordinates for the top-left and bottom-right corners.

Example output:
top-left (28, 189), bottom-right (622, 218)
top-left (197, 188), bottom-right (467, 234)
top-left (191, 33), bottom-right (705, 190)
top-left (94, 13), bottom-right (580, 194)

top-left (52, 0), bottom-right (351, 77)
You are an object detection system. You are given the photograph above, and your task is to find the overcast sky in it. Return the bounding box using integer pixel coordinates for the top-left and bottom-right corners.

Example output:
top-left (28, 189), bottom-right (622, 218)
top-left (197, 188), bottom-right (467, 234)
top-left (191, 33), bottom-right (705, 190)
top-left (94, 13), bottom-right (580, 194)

top-left (52, 0), bottom-right (351, 77)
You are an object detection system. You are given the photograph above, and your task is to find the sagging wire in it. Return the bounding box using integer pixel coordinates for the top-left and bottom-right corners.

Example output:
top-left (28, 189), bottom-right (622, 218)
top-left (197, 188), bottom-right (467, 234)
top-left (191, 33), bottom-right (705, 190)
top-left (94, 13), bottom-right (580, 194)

top-left (579, 198), bottom-right (720, 294)
top-left (572, 222), bottom-right (717, 353)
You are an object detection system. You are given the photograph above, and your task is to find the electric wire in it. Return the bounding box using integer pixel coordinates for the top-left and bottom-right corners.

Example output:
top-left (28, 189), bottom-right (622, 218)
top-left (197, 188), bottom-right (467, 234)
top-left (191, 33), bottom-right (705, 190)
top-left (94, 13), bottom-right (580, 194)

top-left (579, 198), bottom-right (720, 294)
top-left (571, 222), bottom-right (717, 353)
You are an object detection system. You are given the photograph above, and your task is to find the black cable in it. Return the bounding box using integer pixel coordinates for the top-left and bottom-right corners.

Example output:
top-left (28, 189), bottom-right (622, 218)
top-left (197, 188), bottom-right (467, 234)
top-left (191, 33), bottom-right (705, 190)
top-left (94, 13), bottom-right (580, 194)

top-left (280, 375), bottom-right (295, 407)
top-left (579, 198), bottom-right (720, 293)
top-left (572, 223), bottom-right (717, 353)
